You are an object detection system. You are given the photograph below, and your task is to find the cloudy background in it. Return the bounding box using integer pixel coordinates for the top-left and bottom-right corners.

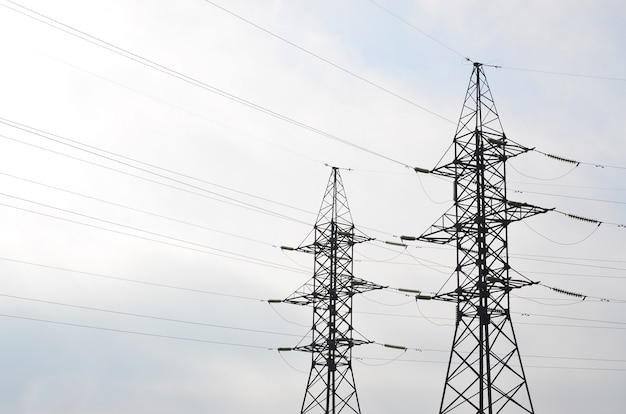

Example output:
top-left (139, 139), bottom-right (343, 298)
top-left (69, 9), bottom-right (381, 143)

top-left (0, 0), bottom-right (624, 413)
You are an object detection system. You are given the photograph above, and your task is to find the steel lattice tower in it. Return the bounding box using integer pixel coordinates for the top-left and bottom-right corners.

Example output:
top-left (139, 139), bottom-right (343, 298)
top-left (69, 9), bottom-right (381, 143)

top-left (281, 167), bottom-right (382, 414)
top-left (413, 63), bottom-right (551, 414)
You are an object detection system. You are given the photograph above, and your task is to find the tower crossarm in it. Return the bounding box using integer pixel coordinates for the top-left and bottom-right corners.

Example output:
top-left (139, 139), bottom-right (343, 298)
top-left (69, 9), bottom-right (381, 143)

top-left (282, 275), bottom-right (384, 306)
top-left (294, 231), bottom-right (373, 255)
top-left (506, 200), bottom-right (554, 222)
top-left (431, 277), bottom-right (539, 303)
top-left (415, 135), bottom-right (534, 180)
top-left (292, 338), bottom-right (373, 354)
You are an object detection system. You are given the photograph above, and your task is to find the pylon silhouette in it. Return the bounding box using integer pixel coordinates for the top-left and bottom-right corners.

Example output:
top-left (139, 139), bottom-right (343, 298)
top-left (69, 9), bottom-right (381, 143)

top-left (409, 63), bottom-right (552, 414)
top-left (279, 167), bottom-right (382, 414)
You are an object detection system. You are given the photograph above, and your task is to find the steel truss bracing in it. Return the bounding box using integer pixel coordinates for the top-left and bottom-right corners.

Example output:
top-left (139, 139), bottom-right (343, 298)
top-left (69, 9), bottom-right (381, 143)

top-left (417, 63), bottom-right (551, 414)
top-left (284, 167), bottom-right (382, 414)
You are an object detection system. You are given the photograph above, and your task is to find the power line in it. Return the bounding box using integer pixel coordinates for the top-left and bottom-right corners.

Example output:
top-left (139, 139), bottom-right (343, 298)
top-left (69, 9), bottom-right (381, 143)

top-left (515, 188), bottom-right (626, 206)
top-left (0, 256), bottom-right (265, 300)
top-left (11, 40), bottom-right (328, 168)
top-left (0, 121), bottom-right (312, 225)
top-left (366, 0), bottom-right (468, 61)
top-left (0, 200), bottom-right (308, 275)
top-left (513, 252), bottom-right (626, 266)
top-left (0, 132), bottom-right (309, 225)
top-left (515, 256), bottom-right (626, 272)
top-left (9, 300), bottom-right (621, 369)
top-left (510, 180), bottom-right (626, 192)
top-left (0, 312), bottom-right (274, 350)
top-left (366, 0), bottom-right (626, 83)
top-left (357, 310), bottom-right (626, 329)
top-left (2, 1), bottom-right (412, 168)
top-left (0, 292), bottom-right (303, 338)
top-left (522, 219), bottom-right (601, 246)
top-left (0, 117), bottom-right (316, 217)
top-left (202, 0), bottom-right (455, 125)
top-left (520, 270), bottom-right (626, 280)
top-left (355, 357), bottom-right (626, 372)
top-left (534, 148), bottom-right (626, 170)
top-left (497, 65), bottom-right (626, 82)
top-left (0, 171), bottom-right (281, 248)
top-left (0, 119), bottom-right (426, 242)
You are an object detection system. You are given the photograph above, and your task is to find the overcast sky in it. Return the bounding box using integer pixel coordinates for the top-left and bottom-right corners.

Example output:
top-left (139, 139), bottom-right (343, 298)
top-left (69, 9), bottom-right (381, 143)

top-left (0, 1), bottom-right (624, 413)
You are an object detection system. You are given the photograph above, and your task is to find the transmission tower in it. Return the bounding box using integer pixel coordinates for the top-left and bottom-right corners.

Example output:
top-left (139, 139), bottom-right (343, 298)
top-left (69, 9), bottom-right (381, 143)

top-left (278, 167), bottom-right (382, 414)
top-left (410, 63), bottom-right (551, 414)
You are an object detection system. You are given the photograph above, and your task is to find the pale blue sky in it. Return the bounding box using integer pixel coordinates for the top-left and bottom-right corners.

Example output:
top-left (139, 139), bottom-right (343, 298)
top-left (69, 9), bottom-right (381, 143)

top-left (0, 1), bottom-right (624, 413)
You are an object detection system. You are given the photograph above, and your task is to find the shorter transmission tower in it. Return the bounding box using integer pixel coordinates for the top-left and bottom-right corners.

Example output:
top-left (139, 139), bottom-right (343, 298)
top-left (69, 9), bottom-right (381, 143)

top-left (277, 167), bottom-right (382, 414)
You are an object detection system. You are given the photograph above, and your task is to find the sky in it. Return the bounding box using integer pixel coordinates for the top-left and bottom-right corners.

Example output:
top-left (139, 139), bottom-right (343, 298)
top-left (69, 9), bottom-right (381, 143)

top-left (0, 0), bottom-right (624, 413)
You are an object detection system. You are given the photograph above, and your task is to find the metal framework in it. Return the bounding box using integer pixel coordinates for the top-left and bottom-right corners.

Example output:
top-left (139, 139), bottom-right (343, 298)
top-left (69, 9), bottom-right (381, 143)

top-left (415, 63), bottom-right (551, 414)
top-left (282, 167), bottom-right (382, 414)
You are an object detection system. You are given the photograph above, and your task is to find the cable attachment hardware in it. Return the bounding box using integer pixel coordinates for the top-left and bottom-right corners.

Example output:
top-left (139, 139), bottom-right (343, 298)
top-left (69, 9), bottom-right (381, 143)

top-left (551, 286), bottom-right (586, 300)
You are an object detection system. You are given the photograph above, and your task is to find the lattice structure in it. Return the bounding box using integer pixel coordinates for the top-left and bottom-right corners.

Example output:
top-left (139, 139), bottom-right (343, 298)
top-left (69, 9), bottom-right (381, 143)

top-left (414, 63), bottom-right (551, 414)
top-left (282, 167), bottom-right (382, 414)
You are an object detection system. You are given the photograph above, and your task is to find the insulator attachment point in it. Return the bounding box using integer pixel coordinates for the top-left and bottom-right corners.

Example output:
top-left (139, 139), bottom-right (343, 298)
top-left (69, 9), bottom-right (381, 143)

top-left (383, 343), bottom-right (407, 350)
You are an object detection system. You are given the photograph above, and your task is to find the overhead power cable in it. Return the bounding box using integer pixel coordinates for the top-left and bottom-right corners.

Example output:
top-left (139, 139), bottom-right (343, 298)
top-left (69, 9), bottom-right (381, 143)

top-left (202, 0), bottom-right (455, 125)
top-left (0, 117), bottom-right (315, 217)
top-left (2, 1), bottom-right (412, 169)
top-left (0, 132), bottom-right (422, 260)
top-left (555, 209), bottom-right (626, 227)
top-left (534, 148), bottom-right (626, 170)
top-left (11, 41), bottom-right (328, 168)
top-left (4, 310), bottom-right (623, 363)
top-left (0, 313), bottom-right (274, 350)
top-left (513, 255), bottom-right (626, 273)
top-left (366, 0), bottom-right (626, 83)
top-left (508, 162), bottom-right (579, 181)
top-left (514, 188), bottom-right (626, 208)
top-left (534, 284), bottom-right (626, 304)
top-left (0, 292), bottom-right (303, 338)
top-left (366, 0), bottom-right (468, 61)
top-left (496, 65), bottom-right (626, 82)
top-left (520, 270), bottom-right (626, 280)
top-left (0, 121), bottom-right (311, 225)
top-left (511, 180), bottom-right (626, 192)
top-left (358, 308), bottom-right (626, 329)
top-left (0, 133), bottom-right (308, 225)
top-left (355, 356), bottom-right (626, 372)
top-left (0, 171), bottom-right (280, 248)
top-left (512, 252), bottom-right (626, 266)
top-left (0, 256), bottom-right (265, 301)
top-left (0, 199), bottom-right (308, 275)
top-left (522, 220), bottom-right (601, 246)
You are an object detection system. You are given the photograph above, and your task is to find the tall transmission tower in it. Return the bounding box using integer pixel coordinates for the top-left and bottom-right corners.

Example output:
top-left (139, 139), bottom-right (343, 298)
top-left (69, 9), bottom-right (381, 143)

top-left (278, 167), bottom-right (382, 414)
top-left (410, 62), bottom-right (551, 414)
